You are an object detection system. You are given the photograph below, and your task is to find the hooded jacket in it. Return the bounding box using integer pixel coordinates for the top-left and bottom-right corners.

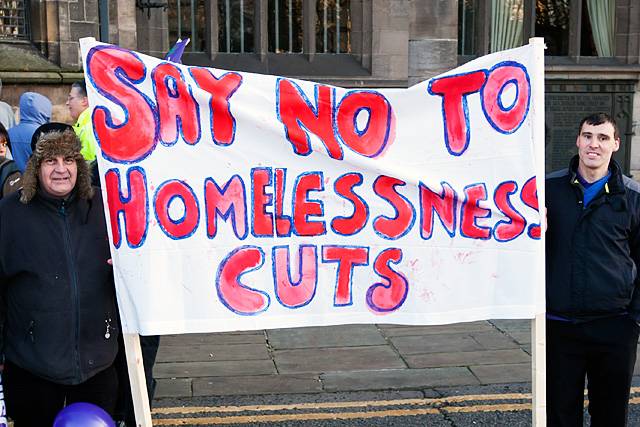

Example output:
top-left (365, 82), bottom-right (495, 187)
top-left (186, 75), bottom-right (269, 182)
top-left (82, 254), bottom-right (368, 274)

top-left (0, 131), bottom-right (118, 385)
top-left (8, 92), bottom-right (52, 172)
top-left (546, 156), bottom-right (640, 321)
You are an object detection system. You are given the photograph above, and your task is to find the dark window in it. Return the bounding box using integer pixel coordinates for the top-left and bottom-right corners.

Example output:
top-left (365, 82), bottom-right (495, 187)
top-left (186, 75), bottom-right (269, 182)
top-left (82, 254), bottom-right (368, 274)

top-left (458, 0), bottom-right (616, 58)
top-left (535, 0), bottom-right (570, 55)
top-left (458, 0), bottom-right (477, 55)
top-left (315, 0), bottom-right (351, 53)
top-left (218, 0), bottom-right (255, 53)
top-left (167, 0), bottom-right (351, 56)
top-left (268, 0), bottom-right (303, 53)
top-left (0, 0), bottom-right (29, 40)
top-left (168, 0), bottom-right (207, 52)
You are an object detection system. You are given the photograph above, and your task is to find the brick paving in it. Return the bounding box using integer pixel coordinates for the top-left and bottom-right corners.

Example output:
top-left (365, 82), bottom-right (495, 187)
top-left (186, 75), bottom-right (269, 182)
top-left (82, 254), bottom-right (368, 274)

top-left (152, 320), bottom-right (538, 399)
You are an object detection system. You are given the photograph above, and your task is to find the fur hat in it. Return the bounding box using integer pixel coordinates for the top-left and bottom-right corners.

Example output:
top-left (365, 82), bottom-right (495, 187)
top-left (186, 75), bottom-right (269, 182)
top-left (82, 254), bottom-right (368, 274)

top-left (20, 128), bottom-right (94, 204)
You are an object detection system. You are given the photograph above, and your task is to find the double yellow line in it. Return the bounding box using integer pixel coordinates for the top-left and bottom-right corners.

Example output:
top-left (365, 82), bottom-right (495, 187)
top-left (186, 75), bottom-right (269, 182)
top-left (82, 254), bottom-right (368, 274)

top-left (151, 388), bottom-right (640, 426)
top-left (151, 392), bottom-right (532, 425)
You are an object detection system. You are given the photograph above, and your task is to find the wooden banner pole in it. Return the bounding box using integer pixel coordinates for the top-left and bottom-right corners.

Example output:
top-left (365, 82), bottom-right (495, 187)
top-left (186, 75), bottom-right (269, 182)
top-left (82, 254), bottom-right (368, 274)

top-left (123, 333), bottom-right (153, 427)
top-left (529, 36), bottom-right (547, 427)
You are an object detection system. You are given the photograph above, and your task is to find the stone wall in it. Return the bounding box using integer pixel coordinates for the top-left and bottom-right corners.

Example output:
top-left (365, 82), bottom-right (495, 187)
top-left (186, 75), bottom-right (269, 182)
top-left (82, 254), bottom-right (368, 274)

top-left (370, 0), bottom-right (408, 82)
top-left (408, 0), bottom-right (458, 85)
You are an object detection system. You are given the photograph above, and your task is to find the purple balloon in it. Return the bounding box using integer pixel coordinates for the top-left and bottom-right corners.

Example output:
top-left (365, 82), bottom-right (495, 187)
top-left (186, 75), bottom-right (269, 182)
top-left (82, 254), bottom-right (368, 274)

top-left (53, 402), bottom-right (115, 427)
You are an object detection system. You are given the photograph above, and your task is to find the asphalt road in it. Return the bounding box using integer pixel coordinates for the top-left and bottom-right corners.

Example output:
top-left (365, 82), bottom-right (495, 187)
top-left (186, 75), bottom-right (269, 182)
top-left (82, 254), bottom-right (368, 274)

top-left (151, 381), bottom-right (640, 426)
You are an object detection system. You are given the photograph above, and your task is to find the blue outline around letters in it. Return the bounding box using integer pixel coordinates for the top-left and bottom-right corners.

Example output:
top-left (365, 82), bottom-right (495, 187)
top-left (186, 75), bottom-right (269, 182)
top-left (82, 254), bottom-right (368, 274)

top-left (203, 175), bottom-right (248, 240)
top-left (85, 45), bottom-right (159, 164)
top-left (275, 78), bottom-right (342, 159)
top-left (188, 67), bottom-right (243, 147)
top-left (497, 78), bottom-right (519, 111)
top-left (215, 245), bottom-right (270, 316)
top-left (321, 245), bottom-right (370, 307)
top-left (427, 69), bottom-right (488, 157)
top-left (274, 168), bottom-right (293, 237)
top-left (418, 181), bottom-right (457, 240)
top-left (480, 61), bottom-right (531, 135)
top-left (330, 172), bottom-right (369, 236)
top-left (372, 176), bottom-right (416, 240)
top-left (251, 167), bottom-right (275, 237)
top-left (271, 244), bottom-right (318, 309)
top-left (151, 62), bottom-right (202, 147)
top-left (335, 90), bottom-right (393, 158)
top-left (153, 179), bottom-right (200, 240)
top-left (492, 180), bottom-right (526, 242)
top-left (292, 171), bottom-right (327, 237)
top-left (353, 107), bottom-right (371, 136)
top-left (366, 248), bottom-right (409, 313)
top-left (520, 176), bottom-right (541, 240)
top-left (107, 166), bottom-right (149, 249)
top-left (460, 182), bottom-right (492, 240)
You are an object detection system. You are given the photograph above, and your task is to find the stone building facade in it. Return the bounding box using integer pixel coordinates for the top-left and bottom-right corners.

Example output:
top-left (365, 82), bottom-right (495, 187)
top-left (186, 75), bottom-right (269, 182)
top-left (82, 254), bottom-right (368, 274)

top-left (0, 0), bottom-right (639, 173)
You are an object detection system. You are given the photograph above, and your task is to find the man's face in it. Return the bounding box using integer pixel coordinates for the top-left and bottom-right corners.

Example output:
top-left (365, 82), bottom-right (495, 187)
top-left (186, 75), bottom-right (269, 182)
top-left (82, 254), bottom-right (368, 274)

top-left (66, 87), bottom-right (88, 122)
top-left (39, 155), bottom-right (77, 198)
top-left (576, 121), bottom-right (620, 176)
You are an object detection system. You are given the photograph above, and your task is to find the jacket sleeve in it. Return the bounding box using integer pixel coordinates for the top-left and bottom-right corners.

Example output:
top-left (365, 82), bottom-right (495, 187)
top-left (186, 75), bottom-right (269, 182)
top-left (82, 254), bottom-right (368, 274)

top-left (0, 211), bottom-right (5, 357)
top-left (628, 205), bottom-right (640, 321)
top-left (0, 279), bottom-right (5, 358)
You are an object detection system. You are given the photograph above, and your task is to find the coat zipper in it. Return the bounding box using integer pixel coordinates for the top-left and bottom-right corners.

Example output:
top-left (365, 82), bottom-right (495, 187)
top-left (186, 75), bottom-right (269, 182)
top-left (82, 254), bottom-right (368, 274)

top-left (28, 320), bottom-right (35, 342)
top-left (60, 201), bottom-right (82, 381)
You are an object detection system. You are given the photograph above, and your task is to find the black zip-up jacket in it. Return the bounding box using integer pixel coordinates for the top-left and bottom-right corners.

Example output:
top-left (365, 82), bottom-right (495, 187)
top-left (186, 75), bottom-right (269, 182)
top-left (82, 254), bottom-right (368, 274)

top-left (546, 156), bottom-right (640, 321)
top-left (0, 188), bottom-right (118, 385)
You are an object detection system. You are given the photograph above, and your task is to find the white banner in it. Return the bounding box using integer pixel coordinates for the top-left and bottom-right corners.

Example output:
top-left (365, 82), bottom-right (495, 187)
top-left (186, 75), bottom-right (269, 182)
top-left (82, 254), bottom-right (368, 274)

top-left (80, 38), bottom-right (544, 335)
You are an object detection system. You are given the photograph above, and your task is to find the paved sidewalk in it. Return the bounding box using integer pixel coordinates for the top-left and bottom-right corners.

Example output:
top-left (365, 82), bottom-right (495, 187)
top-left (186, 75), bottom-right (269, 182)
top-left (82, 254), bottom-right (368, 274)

top-left (152, 320), bottom-right (537, 399)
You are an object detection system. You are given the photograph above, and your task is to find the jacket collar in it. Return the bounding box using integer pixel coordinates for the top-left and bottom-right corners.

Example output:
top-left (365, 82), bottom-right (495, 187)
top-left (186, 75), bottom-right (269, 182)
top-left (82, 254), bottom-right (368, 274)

top-left (568, 155), bottom-right (625, 195)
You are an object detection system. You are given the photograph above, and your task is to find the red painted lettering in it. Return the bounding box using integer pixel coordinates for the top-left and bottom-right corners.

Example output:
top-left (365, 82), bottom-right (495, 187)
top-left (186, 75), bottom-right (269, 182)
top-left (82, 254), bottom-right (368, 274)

top-left (366, 248), bottom-right (408, 312)
top-left (336, 91), bottom-right (393, 157)
top-left (104, 167), bottom-right (148, 248)
top-left (87, 47), bottom-right (157, 163)
top-left (419, 181), bottom-right (457, 239)
top-left (521, 176), bottom-right (540, 239)
top-left (482, 63), bottom-right (530, 134)
top-left (273, 245), bottom-right (317, 308)
top-left (204, 176), bottom-right (247, 239)
top-left (154, 180), bottom-right (199, 239)
top-left (153, 63), bottom-right (200, 145)
top-left (428, 70), bottom-right (487, 156)
top-left (190, 69), bottom-right (243, 146)
top-left (216, 246), bottom-right (269, 315)
top-left (331, 173), bottom-right (368, 235)
top-left (493, 181), bottom-right (525, 241)
top-left (372, 176), bottom-right (415, 239)
top-left (274, 168), bottom-right (292, 237)
top-left (322, 246), bottom-right (369, 306)
top-left (460, 183), bottom-right (491, 239)
top-left (277, 79), bottom-right (343, 159)
top-left (293, 172), bottom-right (326, 236)
top-left (251, 168), bottom-right (274, 237)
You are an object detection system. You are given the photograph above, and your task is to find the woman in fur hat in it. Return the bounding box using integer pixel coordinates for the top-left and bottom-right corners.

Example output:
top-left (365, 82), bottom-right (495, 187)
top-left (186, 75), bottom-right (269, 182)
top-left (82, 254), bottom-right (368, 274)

top-left (0, 129), bottom-right (119, 426)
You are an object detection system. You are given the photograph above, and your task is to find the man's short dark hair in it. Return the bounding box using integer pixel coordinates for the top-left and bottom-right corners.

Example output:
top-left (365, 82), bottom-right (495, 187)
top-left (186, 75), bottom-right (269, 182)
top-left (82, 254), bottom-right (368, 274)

top-left (71, 80), bottom-right (88, 98)
top-left (578, 112), bottom-right (619, 140)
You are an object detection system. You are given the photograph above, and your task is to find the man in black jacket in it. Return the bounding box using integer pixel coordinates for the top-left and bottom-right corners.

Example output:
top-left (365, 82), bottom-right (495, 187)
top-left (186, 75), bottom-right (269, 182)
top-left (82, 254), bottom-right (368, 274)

top-left (0, 129), bottom-right (119, 426)
top-left (546, 112), bottom-right (640, 426)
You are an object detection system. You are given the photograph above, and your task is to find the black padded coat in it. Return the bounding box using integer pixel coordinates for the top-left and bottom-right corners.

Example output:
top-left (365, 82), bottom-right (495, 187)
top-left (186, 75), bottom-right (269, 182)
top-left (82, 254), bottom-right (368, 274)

top-left (0, 188), bottom-right (118, 385)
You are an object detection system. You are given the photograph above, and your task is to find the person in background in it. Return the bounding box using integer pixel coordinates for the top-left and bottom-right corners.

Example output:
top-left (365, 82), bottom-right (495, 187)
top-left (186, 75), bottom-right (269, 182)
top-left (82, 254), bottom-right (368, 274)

top-left (546, 112), bottom-right (640, 426)
top-left (0, 123), bottom-right (21, 199)
top-left (0, 78), bottom-right (16, 130)
top-left (8, 92), bottom-right (52, 171)
top-left (67, 80), bottom-right (97, 162)
top-left (0, 123), bottom-right (10, 158)
top-left (0, 129), bottom-right (119, 426)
